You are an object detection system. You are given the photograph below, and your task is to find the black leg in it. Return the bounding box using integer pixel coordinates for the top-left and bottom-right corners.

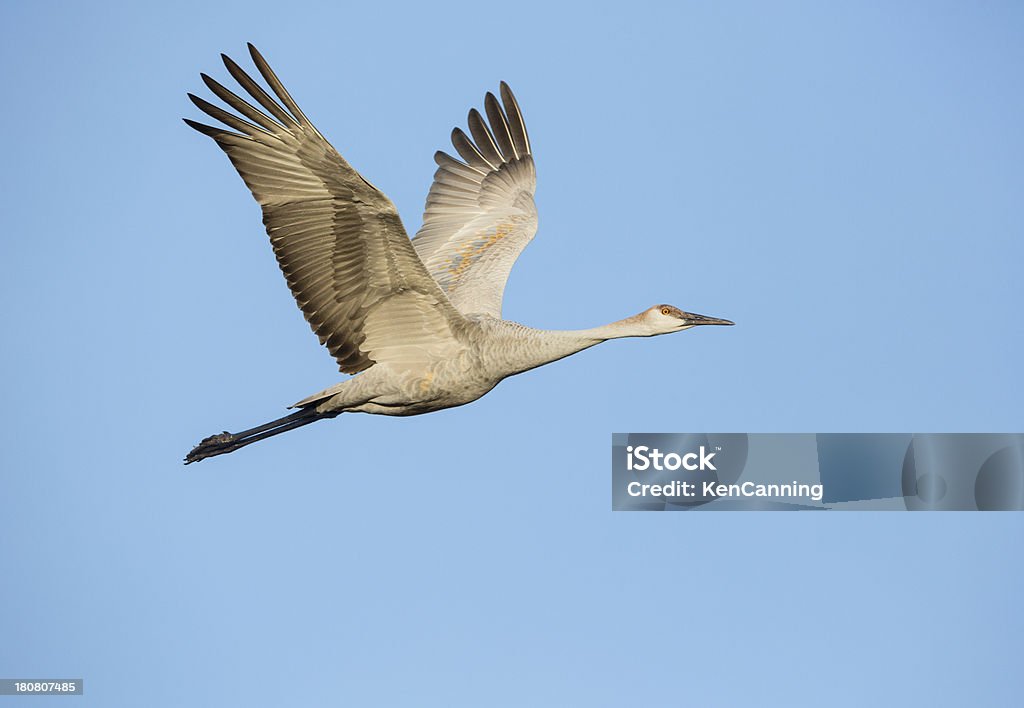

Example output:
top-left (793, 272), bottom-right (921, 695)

top-left (185, 408), bottom-right (327, 464)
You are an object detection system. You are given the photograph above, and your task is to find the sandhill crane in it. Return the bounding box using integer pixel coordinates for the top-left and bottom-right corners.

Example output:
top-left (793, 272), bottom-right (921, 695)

top-left (184, 44), bottom-right (733, 464)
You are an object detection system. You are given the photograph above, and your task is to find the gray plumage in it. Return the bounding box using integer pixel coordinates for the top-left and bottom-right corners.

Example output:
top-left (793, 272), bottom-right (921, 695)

top-left (184, 44), bottom-right (732, 463)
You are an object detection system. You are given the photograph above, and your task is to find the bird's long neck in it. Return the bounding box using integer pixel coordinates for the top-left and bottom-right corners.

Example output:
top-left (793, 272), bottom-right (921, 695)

top-left (483, 314), bottom-right (652, 379)
top-left (562, 312), bottom-right (653, 342)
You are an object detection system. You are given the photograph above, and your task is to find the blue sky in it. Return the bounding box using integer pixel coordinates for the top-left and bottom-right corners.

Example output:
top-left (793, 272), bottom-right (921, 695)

top-left (1, 1), bottom-right (1022, 706)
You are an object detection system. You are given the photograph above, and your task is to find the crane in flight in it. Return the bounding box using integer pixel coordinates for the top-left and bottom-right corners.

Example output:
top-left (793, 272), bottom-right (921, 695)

top-left (184, 44), bottom-right (733, 463)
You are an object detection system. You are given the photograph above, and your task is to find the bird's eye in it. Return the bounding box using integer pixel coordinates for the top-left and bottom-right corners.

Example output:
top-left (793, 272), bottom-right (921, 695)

top-left (661, 307), bottom-right (672, 316)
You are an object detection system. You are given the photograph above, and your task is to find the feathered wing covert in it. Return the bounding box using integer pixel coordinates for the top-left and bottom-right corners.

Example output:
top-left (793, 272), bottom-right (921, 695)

top-left (412, 83), bottom-right (539, 319)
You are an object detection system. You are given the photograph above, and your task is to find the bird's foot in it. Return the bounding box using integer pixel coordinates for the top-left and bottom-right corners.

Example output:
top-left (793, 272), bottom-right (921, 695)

top-left (185, 431), bottom-right (236, 465)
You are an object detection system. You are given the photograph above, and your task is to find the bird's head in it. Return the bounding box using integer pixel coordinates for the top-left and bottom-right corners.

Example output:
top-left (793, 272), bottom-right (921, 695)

top-left (641, 304), bottom-right (734, 335)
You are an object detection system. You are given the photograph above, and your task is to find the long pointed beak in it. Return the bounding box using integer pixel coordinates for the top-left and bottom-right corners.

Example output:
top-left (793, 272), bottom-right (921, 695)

top-left (682, 312), bottom-right (734, 326)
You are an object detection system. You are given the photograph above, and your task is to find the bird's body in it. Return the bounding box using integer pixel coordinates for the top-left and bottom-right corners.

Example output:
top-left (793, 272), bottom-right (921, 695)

top-left (184, 45), bottom-right (732, 463)
top-left (295, 316), bottom-right (660, 416)
top-left (292, 319), bottom-right (573, 416)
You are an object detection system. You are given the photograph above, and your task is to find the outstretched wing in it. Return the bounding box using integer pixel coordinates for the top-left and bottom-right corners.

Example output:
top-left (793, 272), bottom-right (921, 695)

top-left (412, 83), bottom-right (537, 319)
top-left (186, 44), bottom-right (465, 374)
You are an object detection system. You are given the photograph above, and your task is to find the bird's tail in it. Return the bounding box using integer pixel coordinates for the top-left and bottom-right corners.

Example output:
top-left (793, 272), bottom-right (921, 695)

top-left (184, 407), bottom-right (333, 464)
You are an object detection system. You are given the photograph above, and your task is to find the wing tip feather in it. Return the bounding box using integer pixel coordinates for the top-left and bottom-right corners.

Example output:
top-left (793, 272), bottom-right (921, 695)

top-left (183, 117), bottom-right (225, 139)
